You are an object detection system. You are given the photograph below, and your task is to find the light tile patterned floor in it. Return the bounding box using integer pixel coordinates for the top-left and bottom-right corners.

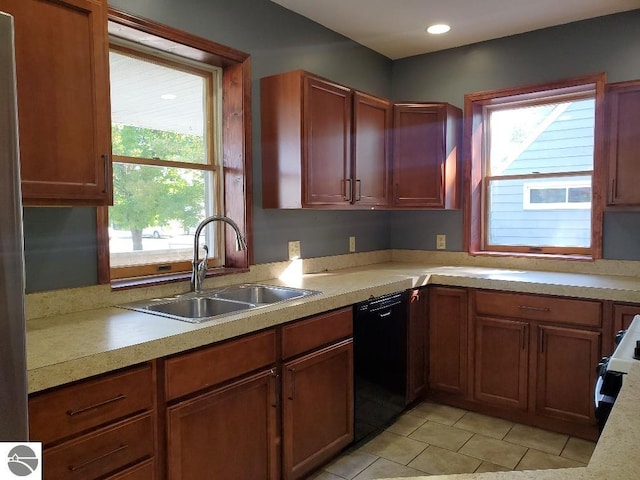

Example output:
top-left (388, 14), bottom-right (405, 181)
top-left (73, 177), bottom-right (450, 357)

top-left (309, 402), bottom-right (596, 479)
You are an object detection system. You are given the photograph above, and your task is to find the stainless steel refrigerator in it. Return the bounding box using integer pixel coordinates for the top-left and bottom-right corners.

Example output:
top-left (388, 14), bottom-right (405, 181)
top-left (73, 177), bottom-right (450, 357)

top-left (0, 11), bottom-right (29, 441)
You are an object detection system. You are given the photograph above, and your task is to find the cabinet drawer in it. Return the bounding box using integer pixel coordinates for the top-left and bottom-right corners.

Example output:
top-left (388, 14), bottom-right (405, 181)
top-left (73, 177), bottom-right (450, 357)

top-left (44, 413), bottom-right (154, 480)
top-left (106, 459), bottom-right (155, 480)
top-left (165, 329), bottom-right (277, 400)
top-left (282, 307), bottom-right (353, 359)
top-left (30, 364), bottom-right (154, 445)
top-left (475, 290), bottom-right (601, 327)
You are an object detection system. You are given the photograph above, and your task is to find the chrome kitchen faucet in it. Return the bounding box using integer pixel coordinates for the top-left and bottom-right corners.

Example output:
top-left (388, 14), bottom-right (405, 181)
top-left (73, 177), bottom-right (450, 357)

top-left (191, 215), bottom-right (247, 293)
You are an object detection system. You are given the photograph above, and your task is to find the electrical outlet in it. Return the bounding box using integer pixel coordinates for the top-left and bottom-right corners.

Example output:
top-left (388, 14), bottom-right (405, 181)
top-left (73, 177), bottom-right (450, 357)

top-left (349, 236), bottom-right (356, 253)
top-left (288, 240), bottom-right (301, 260)
top-left (436, 234), bottom-right (446, 250)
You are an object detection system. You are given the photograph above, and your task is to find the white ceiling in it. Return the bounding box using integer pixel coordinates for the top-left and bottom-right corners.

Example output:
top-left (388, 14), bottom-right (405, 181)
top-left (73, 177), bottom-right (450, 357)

top-left (270, 0), bottom-right (640, 59)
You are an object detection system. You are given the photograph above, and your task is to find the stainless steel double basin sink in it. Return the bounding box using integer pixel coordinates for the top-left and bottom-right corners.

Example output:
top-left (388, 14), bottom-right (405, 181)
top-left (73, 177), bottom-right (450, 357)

top-left (118, 284), bottom-right (320, 323)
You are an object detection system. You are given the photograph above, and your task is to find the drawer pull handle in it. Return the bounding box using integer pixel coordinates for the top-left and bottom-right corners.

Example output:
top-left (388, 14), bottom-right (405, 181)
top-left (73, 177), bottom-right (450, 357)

top-left (518, 305), bottom-right (550, 312)
top-left (288, 368), bottom-right (296, 400)
top-left (68, 444), bottom-right (128, 472)
top-left (66, 394), bottom-right (127, 416)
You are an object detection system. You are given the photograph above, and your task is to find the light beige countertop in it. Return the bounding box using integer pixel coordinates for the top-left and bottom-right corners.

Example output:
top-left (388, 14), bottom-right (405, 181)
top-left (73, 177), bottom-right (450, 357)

top-left (26, 256), bottom-right (640, 479)
top-left (27, 260), bottom-right (640, 393)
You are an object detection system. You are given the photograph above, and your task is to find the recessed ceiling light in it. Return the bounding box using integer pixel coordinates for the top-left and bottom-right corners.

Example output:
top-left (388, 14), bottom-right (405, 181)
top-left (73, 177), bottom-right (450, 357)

top-left (426, 24), bottom-right (451, 35)
top-left (161, 93), bottom-right (177, 100)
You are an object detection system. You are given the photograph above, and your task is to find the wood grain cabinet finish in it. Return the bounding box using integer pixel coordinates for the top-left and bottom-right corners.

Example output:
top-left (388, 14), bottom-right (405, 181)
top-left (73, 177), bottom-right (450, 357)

top-left (407, 288), bottom-right (428, 403)
top-left (29, 364), bottom-right (156, 480)
top-left (392, 103), bottom-right (461, 209)
top-left (612, 303), bottom-right (640, 333)
top-left (352, 91), bottom-right (392, 207)
top-left (261, 70), bottom-right (352, 208)
top-left (282, 340), bottom-right (354, 480)
top-left (428, 286), bottom-right (468, 396)
top-left (605, 80), bottom-right (640, 206)
top-left (166, 369), bottom-right (278, 480)
top-left (535, 325), bottom-right (600, 424)
top-left (474, 316), bottom-right (528, 410)
top-left (43, 413), bottom-right (154, 480)
top-left (471, 289), bottom-right (602, 435)
top-left (1, 0), bottom-right (112, 205)
top-left (261, 70), bottom-right (392, 209)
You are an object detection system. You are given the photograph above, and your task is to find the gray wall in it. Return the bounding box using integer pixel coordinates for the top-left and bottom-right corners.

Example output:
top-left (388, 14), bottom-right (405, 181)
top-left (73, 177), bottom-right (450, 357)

top-left (391, 9), bottom-right (640, 260)
top-left (23, 5), bottom-right (640, 292)
top-left (24, 0), bottom-right (392, 292)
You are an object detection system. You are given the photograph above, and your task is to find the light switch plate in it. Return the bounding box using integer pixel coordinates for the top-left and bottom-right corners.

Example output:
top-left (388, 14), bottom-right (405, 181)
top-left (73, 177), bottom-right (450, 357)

top-left (349, 236), bottom-right (356, 253)
top-left (436, 234), bottom-right (446, 250)
top-left (288, 240), bottom-right (301, 260)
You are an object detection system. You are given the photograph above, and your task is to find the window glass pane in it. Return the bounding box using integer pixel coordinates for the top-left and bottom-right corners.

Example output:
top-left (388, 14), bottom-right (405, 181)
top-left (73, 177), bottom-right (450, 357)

top-left (109, 163), bottom-right (214, 268)
top-left (530, 188), bottom-right (566, 204)
top-left (487, 175), bottom-right (592, 248)
top-left (110, 51), bottom-right (207, 164)
top-left (488, 98), bottom-right (595, 176)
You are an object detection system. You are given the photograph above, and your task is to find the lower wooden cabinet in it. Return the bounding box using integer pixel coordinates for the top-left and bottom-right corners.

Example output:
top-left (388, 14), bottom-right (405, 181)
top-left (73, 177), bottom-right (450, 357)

top-left (407, 288), bottom-right (428, 403)
top-left (29, 364), bottom-right (156, 480)
top-left (43, 413), bottom-right (154, 480)
top-left (428, 286), bottom-right (468, 396)
top-left (535, 325), bottom-right (600, 424)
top-left (282, 339), bottom-right (354, 480)
top-left (428, 287), bottom-right (603, 439)
top-left (166, 369), bottom-right (278, 480)
top-left (474, 316), bottom-right (528, 411)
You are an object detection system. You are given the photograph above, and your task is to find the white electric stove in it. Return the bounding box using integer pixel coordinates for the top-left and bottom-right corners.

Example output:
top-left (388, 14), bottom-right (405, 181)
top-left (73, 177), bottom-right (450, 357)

top-left (595, 314), bottom-right (640, 430)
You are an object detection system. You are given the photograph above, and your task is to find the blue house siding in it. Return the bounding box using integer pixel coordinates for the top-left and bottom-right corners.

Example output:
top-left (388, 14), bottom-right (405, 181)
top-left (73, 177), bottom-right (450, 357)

top-left (488, 99), bottom-right (594, 247)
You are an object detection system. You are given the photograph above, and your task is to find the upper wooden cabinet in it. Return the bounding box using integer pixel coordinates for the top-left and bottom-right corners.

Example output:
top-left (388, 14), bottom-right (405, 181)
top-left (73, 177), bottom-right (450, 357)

top-left (3, 0), bottom-right (112, 205)
top-left (392, 103), bottom-right (461, 209)
top-left (353, 91), bottom-right (392, 207)
top-left (262, 71), bottom-right (351, 208)
top-left (605, 80), bottom-right (640, 207)
top-left (261, 70), bottom-right (391, 209)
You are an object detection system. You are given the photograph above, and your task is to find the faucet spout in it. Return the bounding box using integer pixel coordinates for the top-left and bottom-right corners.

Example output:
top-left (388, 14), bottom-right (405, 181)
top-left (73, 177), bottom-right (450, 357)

top-left (190, 215), bottom-right (247, 293)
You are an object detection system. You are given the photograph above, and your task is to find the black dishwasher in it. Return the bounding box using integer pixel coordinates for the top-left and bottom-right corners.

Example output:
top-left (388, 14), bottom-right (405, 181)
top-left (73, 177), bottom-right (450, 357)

top-left (353, 290), bottom-right (409, 443)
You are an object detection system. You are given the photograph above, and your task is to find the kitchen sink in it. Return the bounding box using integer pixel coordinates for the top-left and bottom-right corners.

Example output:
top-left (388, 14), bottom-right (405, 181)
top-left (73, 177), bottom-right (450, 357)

top-left (118, 284), bottom-right (320, 323)
top-left (146, 297), bottom-right (253, 320)
top-left (211, 284), bottom-right (315, 304)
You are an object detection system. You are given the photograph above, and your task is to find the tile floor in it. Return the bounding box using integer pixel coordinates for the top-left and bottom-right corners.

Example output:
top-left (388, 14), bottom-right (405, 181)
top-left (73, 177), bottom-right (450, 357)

top-left (309, 402), bottom-right (597, 479)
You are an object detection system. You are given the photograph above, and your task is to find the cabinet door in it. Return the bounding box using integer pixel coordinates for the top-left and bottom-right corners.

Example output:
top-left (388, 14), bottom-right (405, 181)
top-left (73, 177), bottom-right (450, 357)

top-left (303, 76), bottom-right (352, 206)
top-left (392, 104), bottom-right (460, 208)
top-left (353, 91), bottom-right (391, 207)
top-left (407, 288), bottom-right (428, 403)
top-left (613, 303), bottom-right (639, 332)
top-left (428, 287), bottom-right (468, 396)
top-left (474, 316), bottom-right (528, 410)
top-left (282, 340), bottom-right (353, 480)
top-left (167, 369), bottom-right (278, 480)
top-left (535, 325), bottom-right (600, 424)
top-left (5, 0), bottom-right (111, 205)
top-left (606, 80), bottom-right (640, 206)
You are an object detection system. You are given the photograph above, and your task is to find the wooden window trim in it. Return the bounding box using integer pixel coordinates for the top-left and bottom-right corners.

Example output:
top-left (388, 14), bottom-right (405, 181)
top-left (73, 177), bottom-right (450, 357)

top-left (463, 73), bottom-right (606, 260)
top-left (97, 8), bottom-right (252, 285)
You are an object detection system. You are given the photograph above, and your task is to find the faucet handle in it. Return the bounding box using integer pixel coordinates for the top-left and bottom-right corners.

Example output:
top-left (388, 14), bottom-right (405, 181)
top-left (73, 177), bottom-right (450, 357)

top-left (197, 245), bottom-right (209, 285)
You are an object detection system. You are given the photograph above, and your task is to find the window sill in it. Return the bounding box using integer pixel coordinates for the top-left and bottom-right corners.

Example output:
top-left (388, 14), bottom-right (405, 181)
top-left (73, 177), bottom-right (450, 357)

top-left (110, 266), bottom-right (250, 291)
top-left (468, 250), bottom-right (594, 262)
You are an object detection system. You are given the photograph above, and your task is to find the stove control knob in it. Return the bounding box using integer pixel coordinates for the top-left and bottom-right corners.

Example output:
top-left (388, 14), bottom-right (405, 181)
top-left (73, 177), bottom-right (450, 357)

top-left (615, 329), bottom-right (627, 345)
top-left (596, 356), bottom-right (609, 376)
